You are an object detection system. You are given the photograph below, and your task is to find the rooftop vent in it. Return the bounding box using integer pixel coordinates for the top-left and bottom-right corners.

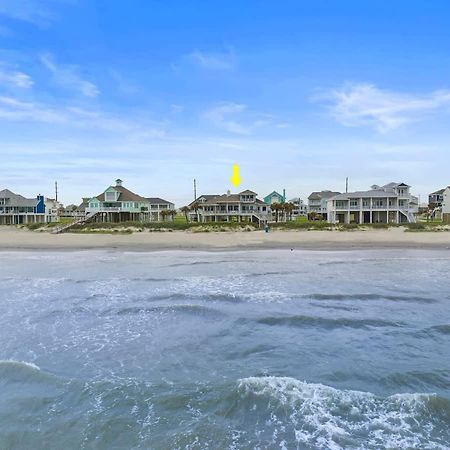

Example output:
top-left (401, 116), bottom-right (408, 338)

top-left (115, 179), bottom-right (123, 187)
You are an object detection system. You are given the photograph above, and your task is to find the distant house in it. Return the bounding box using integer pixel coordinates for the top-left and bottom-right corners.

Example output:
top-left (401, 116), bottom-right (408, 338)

top-left (45, 198), bottom-right (62, 223)
top-left (188, 189), bottom-right (270, 224)
top-left (85, 179), bottom-right (174, 222)
top-left (308, 190), bottom-right (340, 220)
top-left (289, 197), bottom-right (308, 217)
top-left (327, 182), bottom-right (418, 224)
top-left (264, 190), bottom-right (286, 205)
top-left (0, 189), bottom-right (46, 225)
top-left (429, 188), bottom-right (445, 208)
top-left (443, 187), bottom-right (450, 224)
top-left (146, 197), bottom-right (175, 222)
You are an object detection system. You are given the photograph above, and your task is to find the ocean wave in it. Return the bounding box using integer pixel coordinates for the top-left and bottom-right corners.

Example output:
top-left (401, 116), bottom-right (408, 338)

top-left (257, 314), bottom-right (403, 330)
top-left (0, 360), bottom-right (40, 371)
top-left (236, 376), bottom-right (450, 449)
top-left (113, 304), bottom-right (225, 318)
top-left (304, 293), bottom-right (437, 303)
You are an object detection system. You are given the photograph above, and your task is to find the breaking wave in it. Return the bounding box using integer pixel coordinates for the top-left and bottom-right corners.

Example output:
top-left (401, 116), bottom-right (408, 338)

top-left (235, 376), bottom-right (450, 449)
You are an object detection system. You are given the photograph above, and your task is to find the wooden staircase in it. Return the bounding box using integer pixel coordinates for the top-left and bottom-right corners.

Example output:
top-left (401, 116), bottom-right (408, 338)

top-left (51, 212), bottom-right (99, 234)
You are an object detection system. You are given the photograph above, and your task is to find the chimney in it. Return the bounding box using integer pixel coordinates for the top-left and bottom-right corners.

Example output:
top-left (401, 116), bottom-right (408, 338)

top-left (115, 178), bottom-right (123, 187)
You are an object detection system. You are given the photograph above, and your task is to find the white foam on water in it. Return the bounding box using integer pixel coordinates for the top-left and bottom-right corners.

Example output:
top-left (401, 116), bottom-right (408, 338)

top-left (0, 360), bottom-right (40, 371)
top-left (238, 376), bottom-right (448, 449)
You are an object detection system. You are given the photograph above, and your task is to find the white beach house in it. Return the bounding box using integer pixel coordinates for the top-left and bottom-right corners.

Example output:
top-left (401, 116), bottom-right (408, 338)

top-left (443, 186), bottom-right (450, 223)
top-left (189, 190), bottom-right (270, 224)
top-left (308, 190), bottom-right (341, 220)
top-left (327, 182), bottom-right (418, 224)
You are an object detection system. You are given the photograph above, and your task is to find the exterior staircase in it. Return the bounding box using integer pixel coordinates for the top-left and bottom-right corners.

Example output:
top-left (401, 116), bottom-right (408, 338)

top-left (399, 210), bottom-right (416, 223)
top-left (51, 212), bottom-right (99, 234)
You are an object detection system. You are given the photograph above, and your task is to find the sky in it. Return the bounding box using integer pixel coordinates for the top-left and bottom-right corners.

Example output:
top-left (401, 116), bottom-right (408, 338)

top-left (1, 0), bottom-right (450, 206)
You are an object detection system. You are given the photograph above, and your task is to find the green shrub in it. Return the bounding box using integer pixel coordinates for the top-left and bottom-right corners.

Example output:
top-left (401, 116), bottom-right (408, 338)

top-left (405, 223), bottom-right (426, 231)
top-left (365, 223), bottom-right (390, 229)
top-left (340, 223), bottom-right (359, 230)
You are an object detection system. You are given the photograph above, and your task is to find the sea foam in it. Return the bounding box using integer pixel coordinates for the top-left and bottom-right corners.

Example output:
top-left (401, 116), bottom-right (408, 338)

top-left (237, 376), bottom-right (449, 449)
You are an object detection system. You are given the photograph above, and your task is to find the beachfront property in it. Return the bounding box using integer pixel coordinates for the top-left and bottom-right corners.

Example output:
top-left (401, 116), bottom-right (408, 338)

top-left (264, 190), bottom-right (286, 205)
top-left (289, 197), bottom-right (308, 217)
top-left (308, 190), bottom-right (340, 220)
top-left (428, 187), bottom-right (446, 220)
top-left (45, 198), bottom-right (62, 223)
top-left (189, 190), bottom-right (270, 224)
top-left (85, 179), bottom-right (174, 223)
top-left (327, 182), bottom-right (418, 224)
top-left (0, 189), bottom-right (46, 225)
top-left (443, 187), bottom-right (450, 223)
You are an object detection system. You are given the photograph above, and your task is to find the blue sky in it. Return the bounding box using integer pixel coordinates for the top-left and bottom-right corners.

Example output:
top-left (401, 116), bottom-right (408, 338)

top-left (1, 0), bottom-right (450, 205)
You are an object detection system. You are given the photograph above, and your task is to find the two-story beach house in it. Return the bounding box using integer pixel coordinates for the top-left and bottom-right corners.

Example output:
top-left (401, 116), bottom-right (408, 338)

top-left (45, 198), bottom-right (62, 223)
top-left (289, 197), bottom-right (308, 217)
top-left (443, 187), bottom-right (450, 224)
top-left (327, 182), bottom-right (418, 224)
top-left (85, 179), bottom-right (174, 222)
top-left (428, 187), bottom-right (446, 220)
top-left (189, 190), bottom-right (270, 224)
top-left (0, 189), bottom-right (46, 225)
top-left (308, 190), bottom-right (340, 220)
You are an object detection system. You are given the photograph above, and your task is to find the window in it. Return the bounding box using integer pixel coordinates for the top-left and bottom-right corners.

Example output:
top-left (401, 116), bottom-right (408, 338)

top-left (350, 200), bottom-right (359, 207)
top-left (105, 191), bottom-right (116, 201)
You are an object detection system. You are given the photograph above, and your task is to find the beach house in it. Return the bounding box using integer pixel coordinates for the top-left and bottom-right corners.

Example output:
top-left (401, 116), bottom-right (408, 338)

top-left (327, 182), bottom-right (418, 224)
top-left (264, 190), bottom-right (286, 205)
top-left (443, 187), bottom-right (450, 223)
top-left (289, 197), bottom-right (308, 217)
top-left (189, 190), bottom-right (270, 224)
top-left (0, 189), bottom-right (46, 225)
top-left (85, 179), bottom-right (174, 223)
top-left (308, 190), bottom-right (340, 220)
top-left (428, 188), bottom-right (446, 220)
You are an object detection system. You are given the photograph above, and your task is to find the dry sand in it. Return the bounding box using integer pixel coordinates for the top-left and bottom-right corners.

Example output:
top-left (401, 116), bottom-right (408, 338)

top-left (1, 226), bottom-right (450, 251)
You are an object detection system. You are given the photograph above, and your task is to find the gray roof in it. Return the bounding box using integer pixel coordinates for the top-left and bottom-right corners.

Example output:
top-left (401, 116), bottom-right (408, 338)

top-left (0, 189), bottom-right (37, 207)
top-left (308, 190), bottom-right (340, 200)
top-left (430, 188), bottom-right (445, 195)
top-left (146, 197), bottom-right (174, 205)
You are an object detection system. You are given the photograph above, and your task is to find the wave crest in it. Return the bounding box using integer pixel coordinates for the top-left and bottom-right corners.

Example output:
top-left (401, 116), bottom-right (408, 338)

top-left (236, 376), bottom-right (450, 449)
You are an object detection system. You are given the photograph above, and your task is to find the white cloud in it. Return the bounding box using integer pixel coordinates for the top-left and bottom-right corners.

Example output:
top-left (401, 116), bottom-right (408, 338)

top-left (0, 96), bottom-right (165, 137)
top-left (0, 68), bottom-right (33, 88)
top-left (40, 53), bottom-right (99, 97)
top-left (0, 0), bottom-right (59, 26)
top-left (203, 103), bottom-right (280, 135)
top-left (188, 49), bottom-right (235, 70)
top-left (314, 83), bottom-right (450, 133)
top-left (203, 103), bottom-right (252, 134)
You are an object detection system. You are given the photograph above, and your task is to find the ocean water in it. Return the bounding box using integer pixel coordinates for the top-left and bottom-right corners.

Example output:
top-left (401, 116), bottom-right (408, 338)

top-left (0, 249), bottom-right (450, 450)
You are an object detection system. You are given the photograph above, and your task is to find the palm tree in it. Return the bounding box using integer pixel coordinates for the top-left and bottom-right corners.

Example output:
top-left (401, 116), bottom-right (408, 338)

top-left (284, 202), bottom-right (295, 221)
top-left (190, 201), bottom-right (200, 222)
top-left (180, 206), bottom-right (190, 222)
top-left (272, 202), bottom-right (282, 222)
top-left (160, 210), bottom-right (168, 222)
top-left (167, 209), bottom-right (177, 221)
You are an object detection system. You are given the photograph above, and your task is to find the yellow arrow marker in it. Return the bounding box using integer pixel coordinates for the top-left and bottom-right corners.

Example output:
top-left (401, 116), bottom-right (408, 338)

top-left (230, 164), bottom-right (242, 187)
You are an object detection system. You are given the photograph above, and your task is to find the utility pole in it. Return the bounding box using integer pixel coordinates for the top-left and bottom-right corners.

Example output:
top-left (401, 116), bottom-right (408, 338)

top-left (55, 181), bottom-right (58, 202)
top-left (345, 177), bottom-right (348, 193)
top-left (193, 178), bottom-right (197, 201)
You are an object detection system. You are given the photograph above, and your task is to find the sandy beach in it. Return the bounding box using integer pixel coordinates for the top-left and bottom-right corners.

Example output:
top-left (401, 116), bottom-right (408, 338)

top-left (1, 226), bottom-right (450, 251)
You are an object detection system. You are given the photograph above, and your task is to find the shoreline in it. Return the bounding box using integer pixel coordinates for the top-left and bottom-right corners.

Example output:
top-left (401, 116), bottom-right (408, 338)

top-left (1, 227), bottom-right (450, 252)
